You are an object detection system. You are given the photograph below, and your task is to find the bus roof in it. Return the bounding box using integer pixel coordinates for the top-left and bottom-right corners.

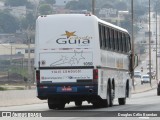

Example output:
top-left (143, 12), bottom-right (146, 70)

top-left (37, 14), bottom-right (128, 33)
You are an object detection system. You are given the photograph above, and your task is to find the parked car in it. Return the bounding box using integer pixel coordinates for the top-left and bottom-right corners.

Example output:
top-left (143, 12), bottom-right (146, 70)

top-left (134, 71), bottom-right (141, 78)
top-left (141, 75), bottom-right (150, 84)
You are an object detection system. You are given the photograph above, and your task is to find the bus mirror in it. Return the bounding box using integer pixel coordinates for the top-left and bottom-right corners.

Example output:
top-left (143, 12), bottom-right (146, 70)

top-left (134, 54), bottom-right (138, 69)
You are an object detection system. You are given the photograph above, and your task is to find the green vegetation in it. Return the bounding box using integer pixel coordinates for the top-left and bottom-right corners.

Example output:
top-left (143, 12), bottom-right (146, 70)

top-left (5, 0), bottom-right (28, 7)
top-left (21, 12), bottom-right (35, 30)
top-left (0, 86), bottom-right (7, 91)
top-left (39, 4), bottom-right (53, 15)
top-left (41, 0), bottom-right (56, 5)
top-left (9, 67), bottom-right (28, 78)
top-left (0, 11), bottom-right (19, 33)
top-left (65, 0), bottom-right (92, 10)
top-left (0, 86), bottom-right (25, 91)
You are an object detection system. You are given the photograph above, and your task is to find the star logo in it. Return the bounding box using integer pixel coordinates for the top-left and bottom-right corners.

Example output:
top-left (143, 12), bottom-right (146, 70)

top-left (62, 31), bottom-right (76, 38)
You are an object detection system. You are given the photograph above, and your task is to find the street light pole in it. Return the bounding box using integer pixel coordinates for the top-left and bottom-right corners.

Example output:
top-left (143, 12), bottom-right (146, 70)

top-left (156, 6), bottom-right (158, 81)
top-left (26, 26), bottom-right (32, 89)
top-left (131, 0), bottom-right (135, 90)
top-left (92, 0), bottom-right (95, 15)
top-left (149, 0), bottom-right (152, 86)
top-left (10, 42), bottom-right (12, 65)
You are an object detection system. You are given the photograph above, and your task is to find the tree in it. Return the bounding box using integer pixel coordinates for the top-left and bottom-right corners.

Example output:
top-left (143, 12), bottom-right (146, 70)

top-left (5, 0), bottom-right (28, 7)
top-left (153, 0), bottom-right (160, 14)
top-left (21, 13), bottom-right (35, 30)
top-left (39, 4), bottom-right (53, 15)
top-left (115, 1), bottom-right (127, 11)
top-left (65, 0), bottom-right (92, 11)
top-left (45, 0), bottom-right (56, 5)
top-left (134, 4), bottom-right (147, 18)
top-left (0, 11), bottom-right (19, 33)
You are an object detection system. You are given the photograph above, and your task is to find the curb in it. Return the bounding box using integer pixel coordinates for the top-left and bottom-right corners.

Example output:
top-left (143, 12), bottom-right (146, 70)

top-left (132, 85), bottom-right (157, 94)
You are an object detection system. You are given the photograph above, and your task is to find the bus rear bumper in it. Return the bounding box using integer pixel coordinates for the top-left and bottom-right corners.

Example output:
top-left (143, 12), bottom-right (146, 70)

top-left (37, 84), bottom-right (98, 100)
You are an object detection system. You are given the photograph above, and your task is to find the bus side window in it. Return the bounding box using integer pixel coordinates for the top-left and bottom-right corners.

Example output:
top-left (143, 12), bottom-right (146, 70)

top-left (126, 34), bottom-right (131, 51)
top-left (110, 29), bottom-right (115, 50)
top-left (102, 26), bottom-right (106, 49)
top-left (114, 30), bottom-right (118, 51)
top-left (99, 24), bottom-right (102, 48)
top-left (120, 32), bottom-right (124, 52)
top-left (116, 31), bottom-right (119, 51)
top-left (123, 33), bottom-right (127, 53)
top-left (118, 32), bottom-right (122, 52)
top-left (104, 27), bottom-right (107, 49)
top-left (106, 27), bottom-right (110, 49)
top-left (125, 34), bottom-right (129, 52)
top-left (108, 28), bottom-right (111, 50)
top-left (112, 29), bottom-right (115, 50)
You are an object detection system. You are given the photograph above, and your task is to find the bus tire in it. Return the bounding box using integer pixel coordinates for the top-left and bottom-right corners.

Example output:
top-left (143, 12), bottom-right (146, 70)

top-left (105, 82), bottom-right (113, 107)
top-left (157, 83), bottom-right (160, 96)
top-left (75, 101), bottom-right (82, 107)
top-left (118, 88), bottom-right (127, 105)
top-left (57, 103), bottom-right (65, 109)
top-left (48, 98), bottom-right (57, 109)
top-left (118, 98), bottom-right (126, 105)
top-left (93, 102), bottom-right (100, 108)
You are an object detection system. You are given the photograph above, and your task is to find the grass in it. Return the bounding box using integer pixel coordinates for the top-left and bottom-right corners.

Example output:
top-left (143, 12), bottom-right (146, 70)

top-left (0, 86), bottom-right (25, 91)
top-left (0, 86), bottom-right (7, 91)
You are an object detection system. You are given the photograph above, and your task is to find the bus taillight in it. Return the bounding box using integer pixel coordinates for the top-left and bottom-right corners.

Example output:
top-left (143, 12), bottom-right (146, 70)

top-left (36, 70), bottom-right (40, 83)
top-left (93, 69), bottom-right (98, 82)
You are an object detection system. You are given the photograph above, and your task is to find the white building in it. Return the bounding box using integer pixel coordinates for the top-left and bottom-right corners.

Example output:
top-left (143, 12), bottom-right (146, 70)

top-left (0, 44), bottom-right (35, 59)
top-left (0, 1), bottom-right (5, 10)
top-left (10, 6), bottom-right (27, 19)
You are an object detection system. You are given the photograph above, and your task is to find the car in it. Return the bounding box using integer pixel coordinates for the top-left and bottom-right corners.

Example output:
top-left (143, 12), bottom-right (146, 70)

top-left (141, 75), bottom-right (150, 84)
top-left (147, 71), bottom-right (156, 79)
top-left (157, 81), bottom-right (160, 95)
top-left (134, 71), bottom-right (141, 78)
top-left (147, 64), bottom-right (153, 69)
top-left (157, 53), bottom-right (160, 57)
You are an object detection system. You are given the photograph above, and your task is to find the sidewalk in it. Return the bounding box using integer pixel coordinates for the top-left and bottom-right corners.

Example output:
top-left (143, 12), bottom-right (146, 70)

top-left (132, 79), bottom-right (157, 94)
top-left (0, 82), bottom-right (158, 107)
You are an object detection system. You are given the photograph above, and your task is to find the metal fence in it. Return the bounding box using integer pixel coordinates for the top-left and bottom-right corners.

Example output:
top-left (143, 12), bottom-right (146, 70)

top-left (0, 57), bottom-right (34, 85)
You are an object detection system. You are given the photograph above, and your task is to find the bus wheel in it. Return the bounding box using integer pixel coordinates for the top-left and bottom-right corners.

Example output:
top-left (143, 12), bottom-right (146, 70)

top-left (106, 83), bottom-right (113, 107)
top-left (57, 103), bottom-right (65, 109)
top-left (92, 102), bottom-right (101, 108)
top-left (157, 82), bottom-right (160, 96)
top-left (75, 101), bottom-right (82, 107)
top-left (48, 98), bottom-right (57, 109)
top-left (118, 85), bottom-right (128, 105)
top-left (118, 98), bottom-right (126, 105)
top-left (118, 89), bottom-right (127, 105)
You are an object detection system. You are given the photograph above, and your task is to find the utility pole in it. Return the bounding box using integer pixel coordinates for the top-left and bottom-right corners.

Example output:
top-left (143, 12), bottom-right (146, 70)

top-left (131, 0), bottom-right (135, 90)
top-left (92, 0), bottom-right (95, 15)
top-left (156, 5), bottom-right (158, 82)
top-left (10, 41), bottom-right (12, 65)
top-left (27, 26), bottom-right (32, 89)
top-left (149, 0), bottom-right (152, 86)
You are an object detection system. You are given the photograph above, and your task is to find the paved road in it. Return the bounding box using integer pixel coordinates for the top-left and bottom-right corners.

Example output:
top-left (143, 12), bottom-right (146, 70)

top-left (0, 89), bottom-right (159, 111)
top-left (0, 89), bottom-right (160, 120)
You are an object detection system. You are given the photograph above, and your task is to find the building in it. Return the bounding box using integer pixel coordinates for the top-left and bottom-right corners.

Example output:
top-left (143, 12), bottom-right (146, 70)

top-left (9, 6), bottom-right (27, 19)
top-left (0, 44), bottom-right (35, 59)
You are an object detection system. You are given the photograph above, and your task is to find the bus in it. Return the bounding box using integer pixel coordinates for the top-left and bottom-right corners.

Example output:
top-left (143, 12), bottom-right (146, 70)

top-left (34, 14), bottom-right (138, 109)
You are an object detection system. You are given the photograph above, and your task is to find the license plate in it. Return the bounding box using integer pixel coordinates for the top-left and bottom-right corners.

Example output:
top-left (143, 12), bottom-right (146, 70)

top-left (57, 87), bottom-right (77, 92)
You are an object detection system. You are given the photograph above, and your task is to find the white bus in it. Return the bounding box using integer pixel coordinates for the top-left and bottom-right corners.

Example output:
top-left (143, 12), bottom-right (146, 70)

top-left (34, 14), bottom-right (138, 109)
